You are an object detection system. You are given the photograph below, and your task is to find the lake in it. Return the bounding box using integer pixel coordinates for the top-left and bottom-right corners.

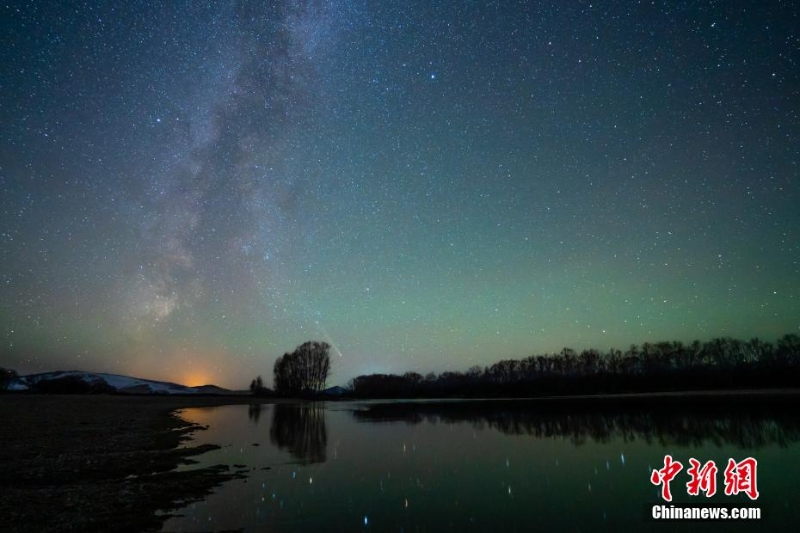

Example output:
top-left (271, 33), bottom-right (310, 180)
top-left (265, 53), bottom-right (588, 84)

top-left (162, 399), bottom-right (800, 532)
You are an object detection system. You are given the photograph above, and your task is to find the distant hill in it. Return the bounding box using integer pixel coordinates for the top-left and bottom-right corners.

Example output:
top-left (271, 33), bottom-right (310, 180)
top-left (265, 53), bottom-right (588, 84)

top-left (322, 385), bottom-right (349, 396)
top-left (192, 384), bottom-right (235, 394)
top-left (17, 371), bottom-right (232, 395)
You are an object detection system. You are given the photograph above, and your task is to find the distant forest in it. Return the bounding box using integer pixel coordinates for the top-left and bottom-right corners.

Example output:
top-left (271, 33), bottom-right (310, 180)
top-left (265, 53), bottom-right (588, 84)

top-left (347, 334), bottom-right (800, 398)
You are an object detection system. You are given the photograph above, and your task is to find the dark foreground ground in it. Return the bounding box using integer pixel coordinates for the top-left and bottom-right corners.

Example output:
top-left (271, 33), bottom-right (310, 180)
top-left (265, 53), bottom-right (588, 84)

top-left (0, 394), bottom-right (264, 533)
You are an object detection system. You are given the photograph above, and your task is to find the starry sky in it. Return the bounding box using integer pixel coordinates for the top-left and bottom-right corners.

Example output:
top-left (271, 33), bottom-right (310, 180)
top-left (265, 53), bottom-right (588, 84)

top-left (2, 1), bottom-right (798, 389)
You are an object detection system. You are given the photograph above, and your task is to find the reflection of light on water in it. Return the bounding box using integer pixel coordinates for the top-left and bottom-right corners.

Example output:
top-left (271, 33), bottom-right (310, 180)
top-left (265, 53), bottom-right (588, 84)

top-left (164, 402), bottom-right (800, 532)
top-left (176, 407), bottom-right (216, 426)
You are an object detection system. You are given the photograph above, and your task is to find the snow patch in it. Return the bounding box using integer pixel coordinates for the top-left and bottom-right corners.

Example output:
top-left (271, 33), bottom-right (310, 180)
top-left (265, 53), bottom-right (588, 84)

top-left (20, 371), bottom-right (228, 395)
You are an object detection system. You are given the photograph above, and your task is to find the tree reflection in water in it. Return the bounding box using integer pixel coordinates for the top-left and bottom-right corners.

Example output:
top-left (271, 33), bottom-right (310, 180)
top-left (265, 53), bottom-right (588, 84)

top-left (248, 403), bottom-right (263, 425)
top-left (352, 399), bottom-right (800, 449)
top-left (270, 403), bottom-right (328, 464)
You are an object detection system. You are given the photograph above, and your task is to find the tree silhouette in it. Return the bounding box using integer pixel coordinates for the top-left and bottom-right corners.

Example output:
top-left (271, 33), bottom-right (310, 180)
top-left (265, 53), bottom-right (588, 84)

top-left (250, 376), bottom-right (266, 395)
top-left (249, 375), bottom-right (267, 396)
top-left (347, 334), bottom-right (800, 398)
top-left (273, 341), bottom-right (331, 396)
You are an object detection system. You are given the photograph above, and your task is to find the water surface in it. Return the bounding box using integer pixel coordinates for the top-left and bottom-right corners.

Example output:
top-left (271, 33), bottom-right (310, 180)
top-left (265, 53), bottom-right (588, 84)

top-left (162, 400), bottom-right (800, 532)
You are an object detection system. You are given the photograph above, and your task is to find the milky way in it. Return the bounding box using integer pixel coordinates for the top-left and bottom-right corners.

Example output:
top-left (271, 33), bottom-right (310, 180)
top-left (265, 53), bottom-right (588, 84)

top-left (2, 1), bottom-right (798, 387)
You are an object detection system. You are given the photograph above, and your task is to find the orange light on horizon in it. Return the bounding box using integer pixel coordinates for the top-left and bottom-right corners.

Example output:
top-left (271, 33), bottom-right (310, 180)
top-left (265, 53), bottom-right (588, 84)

top-left (182, 372), bottom-right (211, 387)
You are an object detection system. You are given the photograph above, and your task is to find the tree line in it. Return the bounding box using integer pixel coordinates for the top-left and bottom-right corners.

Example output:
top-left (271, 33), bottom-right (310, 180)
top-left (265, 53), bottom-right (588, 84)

top-left (348, 334), bottom-right (800, 398)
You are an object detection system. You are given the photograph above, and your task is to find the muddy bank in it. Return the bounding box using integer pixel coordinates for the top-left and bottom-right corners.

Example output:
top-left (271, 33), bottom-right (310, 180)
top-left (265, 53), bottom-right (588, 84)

top-left (0, 394), bottom-right (264, 533)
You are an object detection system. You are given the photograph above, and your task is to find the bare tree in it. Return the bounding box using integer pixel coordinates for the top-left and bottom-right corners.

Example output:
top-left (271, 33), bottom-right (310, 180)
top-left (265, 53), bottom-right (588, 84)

top-left (274, 341), bottom-right (331, 395)
top-left (249, 375), bottom-right (265, 395)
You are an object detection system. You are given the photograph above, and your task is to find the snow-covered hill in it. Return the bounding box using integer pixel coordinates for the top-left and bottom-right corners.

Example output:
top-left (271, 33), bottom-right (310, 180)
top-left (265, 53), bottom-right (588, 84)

top-left (17, 371), bottom-right (231, 395)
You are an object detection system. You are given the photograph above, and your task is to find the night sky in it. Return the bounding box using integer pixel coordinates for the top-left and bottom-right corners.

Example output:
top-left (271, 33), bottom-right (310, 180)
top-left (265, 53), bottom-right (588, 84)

top-left (2, 1), bottom-right (798, 389)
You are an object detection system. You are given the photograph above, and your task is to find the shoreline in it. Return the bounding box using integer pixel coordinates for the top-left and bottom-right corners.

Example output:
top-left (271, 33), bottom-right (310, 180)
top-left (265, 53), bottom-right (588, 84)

top-left (0, 395), bottom-right (266, 533)
top-left (3, 389), bottom-right (798, 532)
top-left (329, 387), bottom-right (800, 404)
